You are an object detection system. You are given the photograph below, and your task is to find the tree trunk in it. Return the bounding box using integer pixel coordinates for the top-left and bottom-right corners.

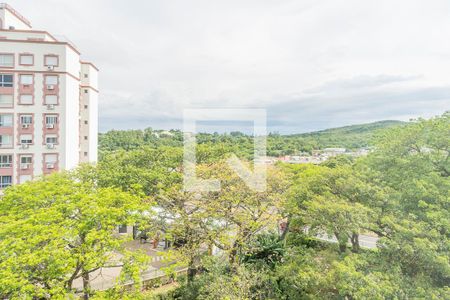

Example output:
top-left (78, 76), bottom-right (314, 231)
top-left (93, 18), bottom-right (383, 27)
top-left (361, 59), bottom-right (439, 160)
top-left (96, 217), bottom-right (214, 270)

top-left (81, 270), bottom-right (91, 300)
top-left (228, 239), bottom-right (239, 265)
top-left (67, 262), bottom-right (81, 291)
top-left (350, 232), bottom-right (360, 253)
top-left (335, 231), bottom-right (347, 253)
top-left (187, 257), bottom-right (196, 283)
top-left (279, 219), bottom-right (290, 242)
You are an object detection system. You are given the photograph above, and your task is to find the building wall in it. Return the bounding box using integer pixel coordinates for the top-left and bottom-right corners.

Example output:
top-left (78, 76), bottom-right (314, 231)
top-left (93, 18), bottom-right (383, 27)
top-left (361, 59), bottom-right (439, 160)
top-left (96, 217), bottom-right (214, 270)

top-left (80, 63), bottom-right (99, 163)
top-left (0, 4), bottom-right (31, 30)
top-left (0, 4), bottom-right (98, 190)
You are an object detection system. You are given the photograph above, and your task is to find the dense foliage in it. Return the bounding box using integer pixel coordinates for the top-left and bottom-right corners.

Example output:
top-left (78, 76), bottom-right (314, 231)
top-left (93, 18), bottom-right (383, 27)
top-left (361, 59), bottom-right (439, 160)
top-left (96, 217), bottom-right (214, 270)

top-left (99, 120), bottom-right (403, 157)
top-left (0, 114), bottom-right (448, 299)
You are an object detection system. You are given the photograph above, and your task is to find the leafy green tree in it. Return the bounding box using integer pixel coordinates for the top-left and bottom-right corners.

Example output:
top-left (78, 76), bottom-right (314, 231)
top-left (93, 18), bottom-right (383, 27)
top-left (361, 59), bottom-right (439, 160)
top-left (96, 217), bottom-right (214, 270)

top-left (286, 163), bottom-right (372, 253)
top-left (196, 162), bottom-right (288, 265)
top-left (0, 168), bottom-right (149, 299)
top-left (361, 112), bottom-right (450, 291)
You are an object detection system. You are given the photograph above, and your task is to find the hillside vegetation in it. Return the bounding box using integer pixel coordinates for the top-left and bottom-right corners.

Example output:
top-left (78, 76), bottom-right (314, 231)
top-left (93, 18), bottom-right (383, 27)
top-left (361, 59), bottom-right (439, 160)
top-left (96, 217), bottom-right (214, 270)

top-left (99, 120), bottom-right (405, 157)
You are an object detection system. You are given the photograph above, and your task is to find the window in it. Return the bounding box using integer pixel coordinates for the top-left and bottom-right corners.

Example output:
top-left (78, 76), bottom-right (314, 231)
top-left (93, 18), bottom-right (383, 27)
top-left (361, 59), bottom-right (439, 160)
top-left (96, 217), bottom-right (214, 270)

top-left (19, 95), bottom-right (33, 105)
top-left (0, 135), bottom-right (12, 148)
top-left (20, 134), bottom-right (32, 144)
top-left (45, 95), bottom-right (57, 105)
top-left (19, 155), bottom-right (32, 171)
top-left (84, 105), bottom-right (88, 109)
top-left (0, 95), bottom-right (13, 107)
top-left (44, 55), bottom-right (58, 66)
top-left (19, 175), bottom-right (32, 184)
top-left (20, 115), bottom-right (32, 124)
top-left (118, 225), bottom-right (128, 233)
top-left (84, 136), bottom-right (88, 140)
top-left (84, 120), bottom-right (88, 125)
top-left (84, 152), bottom-right (88, 157)
top-left (84, 89), bottom-right (88, 93)
top-left (45, 154), bottom-right (57, 163)
top-left (19, 54), bottom-right (33, 65)
top-left (0, 155), bottom-right (12, 168)
top-left (45, 75), bottom-right (58, 85)
top-left (0, 114), bottom-right (12, 127)
top-left (20, 156), bottom-right (32, 165)
top-left (45, 115), bottom-right (58, 125)
top-left (0, 176), bottom-right (12, 189)
top-left (84, 74), bottom-right (88, 78)
top-left (20, 74), bottom-right (33, 85)
top-left (0, 54), bottom-right (14, 68)
top-left (0, 74), bottom-right (13, 87)
top-left (45, 135), bottom-right (57, 144)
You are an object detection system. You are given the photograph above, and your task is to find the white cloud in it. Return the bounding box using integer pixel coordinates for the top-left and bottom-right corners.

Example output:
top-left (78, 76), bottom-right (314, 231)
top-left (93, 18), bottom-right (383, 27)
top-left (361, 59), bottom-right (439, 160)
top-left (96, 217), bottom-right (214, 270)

top-left (11, 0), bottom-right (450, 132)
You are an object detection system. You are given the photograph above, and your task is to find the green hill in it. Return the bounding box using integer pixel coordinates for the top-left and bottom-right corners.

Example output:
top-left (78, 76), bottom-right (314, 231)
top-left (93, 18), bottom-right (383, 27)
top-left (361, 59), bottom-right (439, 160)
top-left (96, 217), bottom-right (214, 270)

top-left (99, 120), bottom-right (406, 155)
top-left (284, 120), bottom-right (405, 150)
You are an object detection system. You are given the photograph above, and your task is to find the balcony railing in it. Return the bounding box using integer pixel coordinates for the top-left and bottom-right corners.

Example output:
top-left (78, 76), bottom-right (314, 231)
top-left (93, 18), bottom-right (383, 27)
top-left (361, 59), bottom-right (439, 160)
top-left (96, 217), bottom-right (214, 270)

top-left (0, 143), bottom-right (12, 149)
top-left (0, 182), bottom-right (12, 189)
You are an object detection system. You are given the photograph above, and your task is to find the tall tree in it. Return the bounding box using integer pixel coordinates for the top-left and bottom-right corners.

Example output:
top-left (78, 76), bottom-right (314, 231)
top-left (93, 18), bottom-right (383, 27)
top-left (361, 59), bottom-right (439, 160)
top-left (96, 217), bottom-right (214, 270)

top-left (0, 168), bottom-right (149, 299)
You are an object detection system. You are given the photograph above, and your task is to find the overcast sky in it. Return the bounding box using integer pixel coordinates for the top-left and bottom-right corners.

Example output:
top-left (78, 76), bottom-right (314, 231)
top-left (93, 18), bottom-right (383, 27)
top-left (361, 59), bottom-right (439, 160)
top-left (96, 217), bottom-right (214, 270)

top-left (11, 0), bottom-right (450, 133)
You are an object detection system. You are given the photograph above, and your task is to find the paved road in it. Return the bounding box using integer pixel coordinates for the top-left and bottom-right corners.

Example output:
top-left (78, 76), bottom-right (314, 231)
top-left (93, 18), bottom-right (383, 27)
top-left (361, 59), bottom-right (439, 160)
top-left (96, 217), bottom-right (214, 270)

top-left (73, 232), bottom-right (380, 291)
top-left (315, 232), bottom-right (379, 249)
top-left (72, 240), bottom-right (169, 291)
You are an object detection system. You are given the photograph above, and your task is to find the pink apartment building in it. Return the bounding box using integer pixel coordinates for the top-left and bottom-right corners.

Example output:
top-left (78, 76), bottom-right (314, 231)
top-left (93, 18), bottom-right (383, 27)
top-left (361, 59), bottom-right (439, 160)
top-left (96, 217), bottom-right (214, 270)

top-left (0, 3), bottom-right (98, 192)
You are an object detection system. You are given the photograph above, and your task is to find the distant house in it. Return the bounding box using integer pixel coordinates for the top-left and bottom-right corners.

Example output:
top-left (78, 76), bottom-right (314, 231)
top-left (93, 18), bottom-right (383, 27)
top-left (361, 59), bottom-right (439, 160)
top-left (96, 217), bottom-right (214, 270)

top-left (322, 148), bottom-right (347, 157)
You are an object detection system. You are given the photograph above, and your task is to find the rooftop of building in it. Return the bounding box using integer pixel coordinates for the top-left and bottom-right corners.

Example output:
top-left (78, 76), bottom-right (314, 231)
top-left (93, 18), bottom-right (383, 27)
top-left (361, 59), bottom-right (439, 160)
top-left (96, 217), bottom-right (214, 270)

top-left (0, 3), bottom-right (31, 28)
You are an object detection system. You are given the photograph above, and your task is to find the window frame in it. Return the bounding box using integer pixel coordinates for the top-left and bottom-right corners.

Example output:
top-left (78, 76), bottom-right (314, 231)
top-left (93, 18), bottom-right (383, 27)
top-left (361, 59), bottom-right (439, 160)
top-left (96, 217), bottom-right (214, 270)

top-left (19, 53), bottom-right (34, 66)
top-left (44, 154), bottom-right (58, 164)
top-left (19, 74), bottom-right (33, 85)
top-left (0, 175), bottom-right (12, 189)
top-left (0, 74), bottom-right (13, 87)
top-left (0, 53), bottom-right (14, 68)
top-left (0, 134), bottom-right (12, 148)
top-left (20, 115), bottom-right (33, 125)
top-left (0, 94), bottom-right (13, 107)
top-left (0, 114), bottom-right (13, 127)
top-left (19, 94), bottom-right (33, 105)
top-left (19, 134), bottom-right (33, 145)
top-left (45, 75), bottom-right (58, 86)
top-left (45, 115), bottom-right (58, 125)
top-left (20, 155), bottom-right (32, 165)
top-left (44, 95), bottom-right (58, 105)
top-left (0, 155), bottom-right (12, 168)
top-left (44, 55), bottom-right (59, 67)
top-left (45, 135), bottom-right (58, 145)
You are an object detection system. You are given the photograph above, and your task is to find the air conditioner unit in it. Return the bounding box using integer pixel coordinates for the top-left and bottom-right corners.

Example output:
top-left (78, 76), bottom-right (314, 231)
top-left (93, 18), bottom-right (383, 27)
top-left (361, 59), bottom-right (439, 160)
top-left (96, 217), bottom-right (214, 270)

top-left (46, 124), bottom-right (54, 129)
top-left (22, 124), bottom-right (30, 129)
top-left (20, 144), bottom-right (29, 149)
top-left (46, 85), bottom-right (55, 90)
top-left (47, 65), bottom-right (54, 71)
top-left (46, 143), bottom-right (55, 149)
top-left (46, 104), bottom-right (55, 110)
top-left (20, 163), bottom-right (29, 170)
top-left (46, 163), bottom-right (55, 169)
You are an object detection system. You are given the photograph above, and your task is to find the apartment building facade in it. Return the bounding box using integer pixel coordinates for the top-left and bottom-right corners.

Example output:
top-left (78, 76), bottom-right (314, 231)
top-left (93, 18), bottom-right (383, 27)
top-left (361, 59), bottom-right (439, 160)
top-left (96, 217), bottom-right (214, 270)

top-left (0, 3), bottom-right (98, 191)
